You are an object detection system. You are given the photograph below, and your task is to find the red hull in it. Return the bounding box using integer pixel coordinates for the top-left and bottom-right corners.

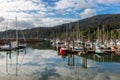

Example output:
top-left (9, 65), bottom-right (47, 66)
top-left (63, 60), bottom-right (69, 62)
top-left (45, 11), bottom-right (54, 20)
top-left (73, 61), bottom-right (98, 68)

top-left (60, 48), bottom-right (69, 55)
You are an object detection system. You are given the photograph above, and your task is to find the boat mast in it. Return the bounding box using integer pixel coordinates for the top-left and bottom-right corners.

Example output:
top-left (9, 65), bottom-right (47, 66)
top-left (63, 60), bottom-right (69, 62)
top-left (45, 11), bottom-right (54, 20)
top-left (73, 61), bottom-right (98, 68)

top-left (118, 29), bottom-right (120, 41)
top-left (77, 22), bottom-right (79, 39)
top-left (102, 25), bottom-right (104, 43)
top-left (15, 16), bottom-right (18, 47)
top-left (88, 27), bottom-right (90, 41)
top-left (66, 23), bottom-right (68, 41)
top-left (97, 27), bottom-right (99, 40)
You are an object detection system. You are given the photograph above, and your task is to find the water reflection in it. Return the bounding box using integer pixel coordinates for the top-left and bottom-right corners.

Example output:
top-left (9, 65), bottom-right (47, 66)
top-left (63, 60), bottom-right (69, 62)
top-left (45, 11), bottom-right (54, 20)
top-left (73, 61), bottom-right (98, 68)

top-left (0, 45), bottom-right (120, 80)
top-left (67, 54), bottom-right (87, 69)
top-left (4, 49), bottom-right (26, 76)
top-left (82, 57), bottom-right (87, 69)
top-left (57, 51), bottom-right (120, 79)
top-left (68, 54), bottom-right (75, 66)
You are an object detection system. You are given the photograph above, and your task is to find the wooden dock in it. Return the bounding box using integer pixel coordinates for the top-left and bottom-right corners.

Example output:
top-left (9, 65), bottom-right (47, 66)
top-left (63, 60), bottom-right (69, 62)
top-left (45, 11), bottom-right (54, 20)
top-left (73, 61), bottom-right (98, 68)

top-left (0, 38), bottom-right (44, 45)
top-left (69, 49), bottom-right (116, 55)
top-left (115, 49), bottom-right (120, 55)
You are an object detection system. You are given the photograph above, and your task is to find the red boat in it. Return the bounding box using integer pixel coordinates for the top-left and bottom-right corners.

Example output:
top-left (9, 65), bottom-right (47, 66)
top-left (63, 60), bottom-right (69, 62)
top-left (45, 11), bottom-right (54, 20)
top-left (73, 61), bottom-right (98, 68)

top-left (60, 48), bottom-right (69, 55)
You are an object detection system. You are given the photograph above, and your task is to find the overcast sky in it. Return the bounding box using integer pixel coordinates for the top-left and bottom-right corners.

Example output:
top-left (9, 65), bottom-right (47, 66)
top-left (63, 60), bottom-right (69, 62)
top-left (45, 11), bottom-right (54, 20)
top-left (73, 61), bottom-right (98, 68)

top-left (0, 0), bottom-right (120, 31)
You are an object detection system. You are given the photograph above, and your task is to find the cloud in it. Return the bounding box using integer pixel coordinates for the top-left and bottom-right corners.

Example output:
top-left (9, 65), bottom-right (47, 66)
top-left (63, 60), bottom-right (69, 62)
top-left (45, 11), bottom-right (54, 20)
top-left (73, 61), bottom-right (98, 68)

top-left (74, 0), bottom-right (97, 10)
top-left (0, 0), bottom-right (119, 31)
top-left (80, 8), bottom-right (97, 19)
top-left (97, 0), bottom-right (120, 5)
top-left (54, 0), bottom-right (97, 11)
top-left (55, 0), bottom-right (75, 10)
top-left (0, 0), bottom-right (40, 12)
top-left (18, 21), bottom-right (34, 29)
top-left (0, 0), bottom-right (78, 31)
top-left (0, 17), bottom-right (5, 23)
top-left (39, 17), bottom-right (77, 27)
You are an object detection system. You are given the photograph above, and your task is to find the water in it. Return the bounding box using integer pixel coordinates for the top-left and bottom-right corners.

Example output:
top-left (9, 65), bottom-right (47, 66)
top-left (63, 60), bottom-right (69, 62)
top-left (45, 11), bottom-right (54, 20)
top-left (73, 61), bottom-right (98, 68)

top-left (0, 42), bottom-right (120, 80)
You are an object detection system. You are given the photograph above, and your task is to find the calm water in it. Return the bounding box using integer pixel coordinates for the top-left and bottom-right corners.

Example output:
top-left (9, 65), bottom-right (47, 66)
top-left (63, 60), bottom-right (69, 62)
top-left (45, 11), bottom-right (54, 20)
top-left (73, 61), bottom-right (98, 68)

top-left (0, 42), bottom-right (120, 80)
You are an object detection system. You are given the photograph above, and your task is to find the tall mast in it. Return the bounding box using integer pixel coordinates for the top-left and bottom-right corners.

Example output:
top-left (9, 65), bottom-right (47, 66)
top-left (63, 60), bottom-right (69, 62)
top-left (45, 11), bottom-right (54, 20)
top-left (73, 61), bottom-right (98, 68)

top-left (118, 29), bottom-right (120, 41)
top-left (111, 30), bottom-right (112, 40)
top-left (103, 25), bottom-right (104, 43)
top-left (97, 27), bottom-right (99, 39)
top-left (15, 16), bottom-right (18, 47)
top-left (88, 27), bottom-right (90, 41)
top-left (77, 21), bottom-right (80, 39)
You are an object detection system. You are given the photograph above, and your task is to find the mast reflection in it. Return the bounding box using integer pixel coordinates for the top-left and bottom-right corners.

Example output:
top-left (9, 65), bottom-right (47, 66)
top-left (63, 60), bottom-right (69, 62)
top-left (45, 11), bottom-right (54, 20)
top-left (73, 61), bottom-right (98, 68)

top-left (68, 54), bottom-right (75, 66)
top-left (5, 48), bottom-right (26, 76)
top-left (67, 54), bottom-right (88, 69)
top-left (82, 57), bottom-right (87, 69)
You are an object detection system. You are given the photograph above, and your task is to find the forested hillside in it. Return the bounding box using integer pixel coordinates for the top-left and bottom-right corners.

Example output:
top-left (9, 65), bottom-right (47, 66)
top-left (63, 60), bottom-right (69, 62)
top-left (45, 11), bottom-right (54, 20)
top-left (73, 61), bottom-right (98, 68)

top-left (0, 14), bottom-right (120, 40)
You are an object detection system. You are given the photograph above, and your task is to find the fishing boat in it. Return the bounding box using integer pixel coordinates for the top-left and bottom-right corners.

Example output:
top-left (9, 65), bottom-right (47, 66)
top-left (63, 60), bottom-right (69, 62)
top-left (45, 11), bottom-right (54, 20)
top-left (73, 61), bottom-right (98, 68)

top-left (71, 40), bottom-right (83, 50)
top-left (56, 41), bottom-right (65, 53)
top-left (95, 47), bottom-right (104, 55)
top-left (59, 44), bottom-right (69, 56)
top-left (74, 46), bottom-right (83, 50)
top-left (60, 48), bottom-right (69, 55)
top-left (95, 39), bottom-right (104, 57)
top-left (85, 41), bottom-right (92, 49)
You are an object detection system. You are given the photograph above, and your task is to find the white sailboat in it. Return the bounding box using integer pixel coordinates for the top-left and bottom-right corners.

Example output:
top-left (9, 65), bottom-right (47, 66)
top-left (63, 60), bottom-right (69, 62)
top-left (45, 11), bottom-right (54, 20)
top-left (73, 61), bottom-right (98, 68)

top-left (0, 26), bottom-right (12, 50)
top-left (0, 44), bottom-right (11, 50)
top-left (11, 16), bottom-right (26, 49)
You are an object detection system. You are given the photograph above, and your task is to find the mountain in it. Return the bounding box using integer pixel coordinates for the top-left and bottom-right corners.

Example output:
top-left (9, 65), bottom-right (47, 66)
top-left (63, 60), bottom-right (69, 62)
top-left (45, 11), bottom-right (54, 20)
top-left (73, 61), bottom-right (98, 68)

top-left (0, 14), bottom-right (120, 39)
top-left (79, 14), bottom-right (120, 27)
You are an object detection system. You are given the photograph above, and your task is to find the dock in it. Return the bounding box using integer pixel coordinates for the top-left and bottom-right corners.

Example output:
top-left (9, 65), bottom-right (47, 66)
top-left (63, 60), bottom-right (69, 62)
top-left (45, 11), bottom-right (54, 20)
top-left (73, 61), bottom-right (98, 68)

top-left (115, 49), bottom-right (120, 55)
top-left (67, 49), bottom-right (116, 55)
top-left (0, 38), bottom-right (44, 45)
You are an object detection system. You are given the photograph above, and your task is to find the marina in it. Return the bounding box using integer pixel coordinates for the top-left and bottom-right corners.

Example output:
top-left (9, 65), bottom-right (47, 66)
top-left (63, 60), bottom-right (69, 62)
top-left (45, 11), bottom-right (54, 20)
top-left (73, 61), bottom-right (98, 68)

top-left (53, 39), bottom-right (120, 56)
top-left (0, 0), bottom-right (120, 80)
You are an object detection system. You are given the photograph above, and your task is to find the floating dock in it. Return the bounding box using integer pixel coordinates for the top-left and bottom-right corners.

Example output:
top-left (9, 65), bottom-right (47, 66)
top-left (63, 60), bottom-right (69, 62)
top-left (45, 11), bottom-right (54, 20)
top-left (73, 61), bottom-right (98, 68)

top-left (0, 47), bottom-right (26, 51)
top-left (67, 49), bottom-right (116, 55)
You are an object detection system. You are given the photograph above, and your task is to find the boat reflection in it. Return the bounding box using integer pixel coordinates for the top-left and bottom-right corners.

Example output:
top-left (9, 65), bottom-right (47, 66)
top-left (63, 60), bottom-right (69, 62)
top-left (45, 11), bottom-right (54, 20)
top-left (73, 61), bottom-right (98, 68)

top-left (5, 49), bottom-right (26, 76)
top-left (68, 54), bottom-right (75, 66)
top-left (59, 52), bottom-right (120, 69)
top-left (82, 57), bottom-right (87, 69)
top-left (67, 54), bottom-right (88, 69)
top-left (0, 46), bottom-right (120, 80)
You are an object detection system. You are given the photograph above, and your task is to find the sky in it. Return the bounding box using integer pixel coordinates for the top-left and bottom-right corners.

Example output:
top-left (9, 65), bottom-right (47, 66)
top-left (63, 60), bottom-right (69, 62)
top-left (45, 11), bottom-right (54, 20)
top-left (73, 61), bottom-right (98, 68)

top-left (0, 0), bottom-right (120, 31)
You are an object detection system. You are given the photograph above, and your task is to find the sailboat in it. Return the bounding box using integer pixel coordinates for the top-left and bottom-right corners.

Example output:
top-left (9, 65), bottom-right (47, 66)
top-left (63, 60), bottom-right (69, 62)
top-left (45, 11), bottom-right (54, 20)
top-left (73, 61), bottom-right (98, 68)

top-left (95, 27), bottom-right (104, 57)
top-left (0, 26), bottom-right (12, 50)
top-left (95, 44), bottom-right (104, 56)
top-left (11, 16), bottom-right (26, 49)
top-left (0, 43), bottom-right (11, 50)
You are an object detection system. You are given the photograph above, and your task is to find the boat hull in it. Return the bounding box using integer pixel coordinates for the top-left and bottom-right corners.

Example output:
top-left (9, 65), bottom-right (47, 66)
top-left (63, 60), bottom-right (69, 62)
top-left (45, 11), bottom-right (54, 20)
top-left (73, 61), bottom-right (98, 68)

top-left (95, 52), bottom-right (103, 56)
top-left (60, 48), bottom-right (69, 55)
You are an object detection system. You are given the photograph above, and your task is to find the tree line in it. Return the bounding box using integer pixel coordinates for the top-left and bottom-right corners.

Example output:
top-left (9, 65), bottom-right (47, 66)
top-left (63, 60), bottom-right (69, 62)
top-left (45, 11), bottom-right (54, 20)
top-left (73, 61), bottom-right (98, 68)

top-left (0, 14), bottom-right (120, 41)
